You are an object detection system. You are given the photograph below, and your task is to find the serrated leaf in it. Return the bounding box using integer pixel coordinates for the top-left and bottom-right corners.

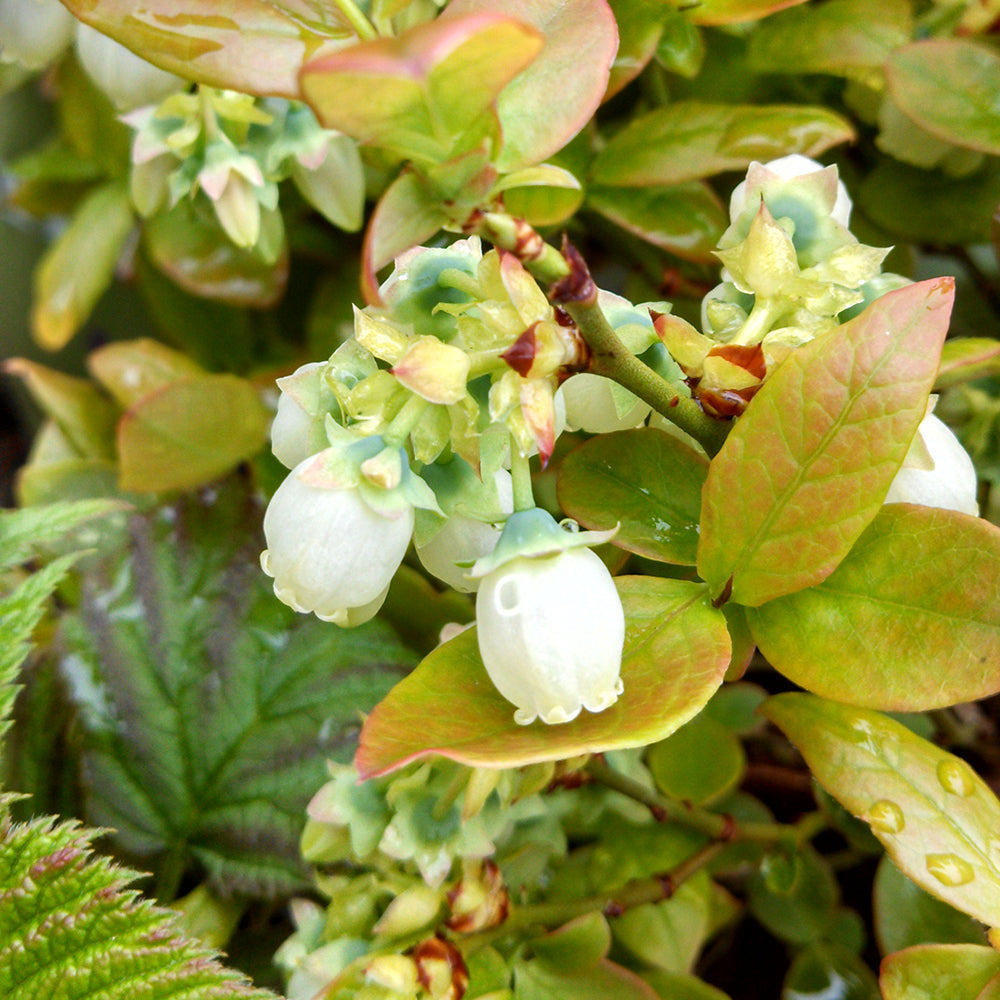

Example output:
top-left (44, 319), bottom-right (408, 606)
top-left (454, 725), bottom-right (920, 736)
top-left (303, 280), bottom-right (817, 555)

top-left (0, 813), bottom-right (277, 1000)
top-left (762, 693), bottom-right (1000, 927)
top-left (873, 855), bottom-right (984, 957)
top-left (445, 0), bottom-right (618, 171)
top-left (746, 0), bottom-right (911, 85)
top-left (590, 102), bottom-right (854, 187)
top-left (300, 12), bottom-right (541, 163)
top-left (887, 40), bottom-right (1000, 156)
top-left (681, 0), bottom-right (809, 24)
top-left (880, 944), bottom-right (1000, 1000)
top-left (936, 338), bottom-right (1000, 390)
top-left (356, 577), bottom-right (730, 777)
top-left (697, 278), bottom-right (954, 607)
top-left (117, 374), bottom-right (269, 493)
top-left (557, 428), bottom-right (708, 565)
top-left (0, 500), bottom-right (124, 573)
top-left (746, 505), bottom-right (1000, 710)
top-left (61, 0), bottom-right (353, 99)
top-left (31, 181), bottom-right (134, 351)
top-left (586, 183), bottom-right (726, 262)
top-left (59, 484), bottom-right (415, 898)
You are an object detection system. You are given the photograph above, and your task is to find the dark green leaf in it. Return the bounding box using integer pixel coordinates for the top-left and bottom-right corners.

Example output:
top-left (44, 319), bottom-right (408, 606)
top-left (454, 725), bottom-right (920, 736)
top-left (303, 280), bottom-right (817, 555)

top-left (749, 846), bottom-right (839, 945)
top-left (647, 713), bottom-right (746, 805)
top-left (782, 943), bottom-right (879, 1000)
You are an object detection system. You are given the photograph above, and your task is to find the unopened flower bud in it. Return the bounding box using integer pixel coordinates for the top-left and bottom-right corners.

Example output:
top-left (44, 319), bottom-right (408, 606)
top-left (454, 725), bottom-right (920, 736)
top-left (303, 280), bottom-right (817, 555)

top-left (365, 954), bottom-right (420, 994)
top-left (372, 886), bottom-right (443, 939)
top-left (446, 859), bottom-right (509, 933)
top-left (413, 937), bottom-right (469, 1000)
top-left (391, 336), bottom-right (471, 405)
top-left (729, 153), bottom-right (851, 227)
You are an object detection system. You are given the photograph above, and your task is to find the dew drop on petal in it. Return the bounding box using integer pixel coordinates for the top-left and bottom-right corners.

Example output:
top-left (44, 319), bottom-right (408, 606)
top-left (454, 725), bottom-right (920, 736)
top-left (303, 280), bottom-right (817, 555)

top-left (937, 758), bottom-right (976, 797)
top-left (926, 853), bottom-right (975, 887)
top-left (867, 800), bottom-right (905, 834)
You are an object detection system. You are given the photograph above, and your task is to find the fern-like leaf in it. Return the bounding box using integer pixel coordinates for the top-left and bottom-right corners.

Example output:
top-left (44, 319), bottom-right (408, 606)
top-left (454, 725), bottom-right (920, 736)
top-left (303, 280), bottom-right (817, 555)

top-left (0, 812), bottom-right (278, 1000)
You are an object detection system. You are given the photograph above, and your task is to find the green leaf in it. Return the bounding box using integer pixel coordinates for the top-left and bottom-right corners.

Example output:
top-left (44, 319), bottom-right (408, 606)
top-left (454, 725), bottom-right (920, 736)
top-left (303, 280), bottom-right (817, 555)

top-left (356, 577), bottom-right (730, 776)
top-left (143, 202), bottom-right (288, 308)
top-left (858, 161), bottom-right (1000, 246)
top-left (747, 0), bottom-right (911, 85)
top-left (514, 955), bottom-right (661, 1000)
top-left (590, 102), bottom-right (854, 187)
top-left (749, 846), bottom-right (839, 945)
top-left (4, 358), bottom-right (117, 462)
top-left (697, 278), bottom-right (954, 607)
top-left (0, 813), bottom-right (276, 1000)
top-left (606, 0), bottom-right (668, 99)
top-left (782, 943), bottom-right (880, 1000)
top-left (936, 338), bottom-right (1000, 390)
top-left (640, 970), bottom-right (731, 1000)
top-left (117, 374), bottom-right (269, 492)
top-left (60, 484), bottom-right (415, 897)
top-left (647, 713), bottom-right (746, 805)
top-left (558, 428), bottom-right (707, 565)
top-left (880, 944), bottom-right (1000, 1000)
top-left (88, 338), bottom-right (205, 409)
top-left (301, 12), bottom-right (542, 163)
top-left (60, 0), bottom-right (353, 99)
top-left (887, 40), bottom-right (1000, 156)
top-left (746, 505), bottom-right (1000, 710)
top-left (529, 912), bottom-right (612, 972)
top-left (873, 855), bottom-right (985, 957)
top-left (0, 499), bottom-right (123, 573)
top-left (681, 0), bottom-right (810, 24)
top-left (30, 180), bottom-right (134, 351)
top-left (585, 183), bottom-right (727, 263)
top-left (761, 693), bottom-right (1000, 927)
top-left (445, 0), bottom-right (618, 171)
top-left (361, 170), bottom-right (450, 304)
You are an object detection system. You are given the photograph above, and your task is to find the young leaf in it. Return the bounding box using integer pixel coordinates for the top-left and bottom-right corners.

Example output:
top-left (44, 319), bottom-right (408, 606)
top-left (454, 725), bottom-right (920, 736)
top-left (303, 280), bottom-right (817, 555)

top-left (746, 505), bottom-right (1000, 710)
top-left (590, 102), bottom-right (854, 188)
top-left (356, 577), bottom-right (730, 777)
top-left (585, 182), bottom-right (727, 263)
top-left (880, 944), bottom-right (1000, 1000)
top-left (681, 0), bottom-right (809, 24)
top-left (887, 40), bottom-right (1000, 156)
top-left (61, 0), bottom-right (352, 99)
top-left (697, 278), bottom-right (954, 607)
top-left (444, 0), bottom-right (619, 172)
top-left (557, 427), bottom-right (708, 565)
top-left (0, 813), bottom-right (276, 1000)
top-left (59, 483), bottom-right (416, 898)
top-left (116, 374), bottom-right (269, 492)
top-left (762, 693), bottom-right (1000, 927)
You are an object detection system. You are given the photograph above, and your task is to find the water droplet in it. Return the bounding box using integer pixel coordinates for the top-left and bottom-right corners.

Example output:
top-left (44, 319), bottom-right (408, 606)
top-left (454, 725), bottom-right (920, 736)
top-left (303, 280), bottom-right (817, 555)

top-left (937, 758), bottom-right (976, 797)
top-left (868, 800), bottom-right (905, 834)
top-left (926, 853), bottom-right (975, 887)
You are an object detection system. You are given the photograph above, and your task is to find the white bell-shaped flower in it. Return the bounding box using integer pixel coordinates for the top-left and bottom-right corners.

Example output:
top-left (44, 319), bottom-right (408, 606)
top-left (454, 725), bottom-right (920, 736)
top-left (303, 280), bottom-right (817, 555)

top-left (476, 546), bottom-right (625, 726)
top-left (261, 457), bottom-right (414, 626)
top-left (271, 362), bottom-right (326, 470)
top-left (0, 0), bottom-right (75, 69)
top-left (75, 23), bottom-right (184, 110)
top-left (885, 412), bottom-right (979, 516)
top-left (729, 153), bottom-right (852, 227)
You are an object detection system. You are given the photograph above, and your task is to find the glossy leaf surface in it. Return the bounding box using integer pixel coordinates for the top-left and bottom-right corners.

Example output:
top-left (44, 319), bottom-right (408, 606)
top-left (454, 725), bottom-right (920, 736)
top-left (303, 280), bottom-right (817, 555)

top-left (880, 944), bottom-right (1000, 1000)
top-left (356, 577), bottom-right (730, 776)
top-left (446, 0), bottom-right (618, 171)
top-left (61, 0), bottom-right (353, 98)
top-left (698, 278), bottom-right (953, 607)
top-left (647, 713), bottom-right (746, 805)
top-left (763, 694), bottom-right (1000, 927)
top-left (557, 428), bottom-right (708, 565)
top-left (60, 485), bottom-right (415, 897)
top-left (590, 102), bottom-right (853, 187)
top-left (747, 505), bottom-right (1000, 710)
top-left (681, 0), bottom-right (809, 24)
top-left (936, 338), bottom-right (1000, 390)
top-left (887, 40), bottom-right (1000, 156)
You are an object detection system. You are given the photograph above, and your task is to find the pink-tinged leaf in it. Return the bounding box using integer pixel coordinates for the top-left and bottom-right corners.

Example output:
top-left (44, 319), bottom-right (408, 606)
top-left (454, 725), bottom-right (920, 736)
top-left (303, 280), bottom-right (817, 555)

top-left (300, 13), bottom-right (542, 163)
top-left (887, 40), bottom-right (1000, 157)
top-left (61, 0), bottom-right (353, 98)
top-left (936, 338), bottom-right (1000, 390)
top-left (445, 0), bottom-right (619, 171)
top-left (586, 182), bottom-right (726, 262)
top-left (763, 693), bottom-right (1000, 928)
top-left (117, 375), bottom-right (269, 492)
top-left (681, 0), bottom-right (810, 24)
top-left (697, 278), bottom-right (954, 607)
top-left (881, 945), bottom-right (1000, 1000)
top-left (360, 170), bottom-right (450, 304)
top-left (747, 505), bottom-right (1000, 710)
top-left (355, 577), bottom-right (730, 777)
top-left (591, 102), bottom-right (854, 187)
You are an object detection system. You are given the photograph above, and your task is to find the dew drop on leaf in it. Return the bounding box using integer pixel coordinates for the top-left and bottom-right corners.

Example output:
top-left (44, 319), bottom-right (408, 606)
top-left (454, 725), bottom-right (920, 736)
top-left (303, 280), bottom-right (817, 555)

top-left (925, 853), bottom-right (976, 887)
top-left (937, 758), bottom-right (977, 797)
top-left (867, 799), bottom-right (905, 834)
